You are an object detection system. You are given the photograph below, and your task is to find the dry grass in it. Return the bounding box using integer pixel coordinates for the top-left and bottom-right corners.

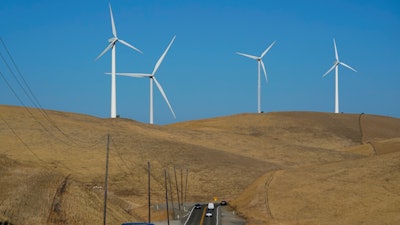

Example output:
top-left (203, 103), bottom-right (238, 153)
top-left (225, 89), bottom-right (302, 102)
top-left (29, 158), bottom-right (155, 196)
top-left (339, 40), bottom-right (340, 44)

top-left (0, 105), bottom-right (399, 224)
top-left (231, 144), bottom-right (400, 225)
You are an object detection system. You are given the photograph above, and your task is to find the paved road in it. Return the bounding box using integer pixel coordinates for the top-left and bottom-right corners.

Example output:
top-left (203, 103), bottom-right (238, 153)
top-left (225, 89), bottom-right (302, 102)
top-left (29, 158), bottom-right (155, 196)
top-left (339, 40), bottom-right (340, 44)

top-left (154, 203), bottom-right (245, 225)
top-left (184, 204), bottom-right (217, 225)
top-left (219, 206), bottom-right (246, 225)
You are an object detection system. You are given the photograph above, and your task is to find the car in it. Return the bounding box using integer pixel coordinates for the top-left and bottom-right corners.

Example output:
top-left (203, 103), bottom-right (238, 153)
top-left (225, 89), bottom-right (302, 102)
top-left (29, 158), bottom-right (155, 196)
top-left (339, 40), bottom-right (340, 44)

top-left (205, 210), bottom-right (213, 217)
top-left (207, 202), bottom-right (215, 210)
top-left (220, 200), bottom-right (227, 206)
top-left (121, 223), bottom-right (155, 225)
top-left (194, 203), bottom-right (201, 209)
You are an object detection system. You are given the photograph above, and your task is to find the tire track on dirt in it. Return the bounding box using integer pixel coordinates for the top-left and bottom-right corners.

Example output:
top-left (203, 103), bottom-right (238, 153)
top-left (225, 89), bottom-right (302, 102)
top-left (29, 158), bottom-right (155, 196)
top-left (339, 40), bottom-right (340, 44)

top-left (264, 170), bottom-right (280, 219)
top-left (47, 175), bottom-right (70, 225)
top-left (367, 142), bottom-right (377, 155)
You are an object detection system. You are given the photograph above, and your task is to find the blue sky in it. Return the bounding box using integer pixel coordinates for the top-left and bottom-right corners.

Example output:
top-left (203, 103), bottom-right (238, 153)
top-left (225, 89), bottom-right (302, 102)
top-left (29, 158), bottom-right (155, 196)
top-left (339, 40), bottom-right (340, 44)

top-left (1, 0), bottom-right (399, 124)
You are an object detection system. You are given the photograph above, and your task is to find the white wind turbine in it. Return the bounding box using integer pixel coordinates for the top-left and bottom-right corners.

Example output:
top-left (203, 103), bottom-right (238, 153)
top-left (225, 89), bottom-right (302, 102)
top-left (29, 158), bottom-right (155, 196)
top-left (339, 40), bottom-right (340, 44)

top-left (323, 38), bottom-right (357, 114)
top-left (237, 41), bottom-right (276, 113)
top-left (114, 36), bottom-right (176, 124)
top-left (96, 3), bottom-right (142, 118)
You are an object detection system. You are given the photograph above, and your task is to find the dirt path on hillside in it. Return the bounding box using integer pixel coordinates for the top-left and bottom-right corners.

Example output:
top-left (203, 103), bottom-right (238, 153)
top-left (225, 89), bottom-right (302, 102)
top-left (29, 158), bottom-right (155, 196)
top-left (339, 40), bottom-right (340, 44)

top-left (47, 175), bottom-right (70, 225)
top-left (264, 170), bottom-right (284, 219)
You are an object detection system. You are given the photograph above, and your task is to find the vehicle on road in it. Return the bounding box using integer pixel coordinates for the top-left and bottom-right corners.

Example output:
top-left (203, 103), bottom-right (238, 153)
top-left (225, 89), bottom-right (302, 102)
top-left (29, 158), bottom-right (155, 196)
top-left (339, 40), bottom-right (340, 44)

top-left (207, 202), bottom-right (215, 210)
top-left (205, 210), bottom-right (213, 217)
top-left (121, 223), bottom-right (154, 225)
top-left (194, 203), bottom-right (202, 209)
top-left (220, 200), bottom-right (227, 206)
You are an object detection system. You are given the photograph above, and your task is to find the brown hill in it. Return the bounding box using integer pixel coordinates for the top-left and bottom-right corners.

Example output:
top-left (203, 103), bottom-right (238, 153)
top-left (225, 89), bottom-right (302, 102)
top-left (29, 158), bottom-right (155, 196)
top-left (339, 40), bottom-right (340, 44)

top-left (0, 105), bottom-right (399, 224)
top-left (230, 138), bottom-right (400, 225)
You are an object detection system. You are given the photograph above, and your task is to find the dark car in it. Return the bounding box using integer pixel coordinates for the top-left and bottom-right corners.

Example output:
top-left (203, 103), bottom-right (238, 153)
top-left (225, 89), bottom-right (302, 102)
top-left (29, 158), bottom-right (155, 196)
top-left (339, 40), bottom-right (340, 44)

top-left (122, 223), bottom-right (154, 225)
top-left (220, 200), bottom-right (227, 206)
top-left (194, 203), bottom-right (202, 209)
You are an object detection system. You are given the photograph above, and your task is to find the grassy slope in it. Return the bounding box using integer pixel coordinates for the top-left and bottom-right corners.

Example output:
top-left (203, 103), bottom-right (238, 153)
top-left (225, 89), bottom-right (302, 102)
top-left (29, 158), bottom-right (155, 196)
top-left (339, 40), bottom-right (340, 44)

top-left (0, 105), bottom-right (399, 224)
top-left (229, 114), bottom-right (400, 225)
top-left (231, 145), bottom-right (400, 225)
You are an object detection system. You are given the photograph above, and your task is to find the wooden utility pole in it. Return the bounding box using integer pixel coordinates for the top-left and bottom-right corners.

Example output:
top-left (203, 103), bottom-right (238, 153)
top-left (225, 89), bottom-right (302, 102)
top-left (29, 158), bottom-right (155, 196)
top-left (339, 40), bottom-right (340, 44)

top-left (103, 134), bottom-right (110, 225)
top-left (181, 167), bottom-right (183, 210)
top-left (167, 170), bottom-right (176, 217)
top-left (164, 169), bottom-right (170, 225)
top-left (185, 168), bottom-right (188, 204)
top-left (148, 161), bottom-right (151, 224)
top-left (174, 166), bottom-right (181, 212)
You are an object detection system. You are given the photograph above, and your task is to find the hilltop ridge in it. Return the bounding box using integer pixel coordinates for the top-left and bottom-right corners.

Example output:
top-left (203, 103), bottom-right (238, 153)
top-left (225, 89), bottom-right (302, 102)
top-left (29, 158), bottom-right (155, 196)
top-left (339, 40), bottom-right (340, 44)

top-left (0, 105), bottom-right (399, 224)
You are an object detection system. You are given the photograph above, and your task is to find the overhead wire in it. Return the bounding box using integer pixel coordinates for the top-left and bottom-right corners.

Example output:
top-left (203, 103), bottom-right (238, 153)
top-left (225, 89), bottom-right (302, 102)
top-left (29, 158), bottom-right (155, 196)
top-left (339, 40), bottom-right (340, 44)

top-left (0, 37), bottom-right (103, 148)
top-left (109, 135), bottom-right (165, 187)
top-left (0, 113), bottom-right (44, 163)
top-left (0, 38), bottom-right (156, 185)
top-left (0, 37), bottom-right (95, 147)
top-left (109, 135), bottom-right (139, 175)
top-left (0, 67), bottom-right (93, 149)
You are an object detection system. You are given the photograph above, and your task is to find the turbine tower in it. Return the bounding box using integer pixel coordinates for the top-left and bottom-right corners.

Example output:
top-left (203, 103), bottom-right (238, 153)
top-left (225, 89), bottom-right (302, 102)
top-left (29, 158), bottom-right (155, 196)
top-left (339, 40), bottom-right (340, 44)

top-left (96, 3), bottom-right (142, 118)
top-left (114, 36), bottom-right (176, 124)
top-left (236, 41), bottom-right (276, 113)
top-left (323, 38), bottom-right (357, 114)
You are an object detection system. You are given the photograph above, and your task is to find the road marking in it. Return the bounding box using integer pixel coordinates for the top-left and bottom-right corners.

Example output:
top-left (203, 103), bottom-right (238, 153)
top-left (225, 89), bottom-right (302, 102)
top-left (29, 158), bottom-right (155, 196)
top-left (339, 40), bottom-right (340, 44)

top-left (199, 207), bottom-right (207, 225)
top-left (183, 206), bottom-right (195, 225)
top-left (216, 206), bottom-right (220, 225)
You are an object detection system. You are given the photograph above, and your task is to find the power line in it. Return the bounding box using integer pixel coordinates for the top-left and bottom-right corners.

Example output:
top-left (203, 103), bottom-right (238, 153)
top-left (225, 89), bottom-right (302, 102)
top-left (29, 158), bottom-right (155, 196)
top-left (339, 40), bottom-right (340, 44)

top-left (0, 68), bottom-right (86, 148)
top-left (0, 38), bottom-right (44, 113)
top-left (0, 113), bottom-right (44, 163)
top-left (0, 37), bottom-right (84, 147)
top-left (0, 37), bottom-right (103, 148)
top-left (109, 135), bottom-right (165, 188)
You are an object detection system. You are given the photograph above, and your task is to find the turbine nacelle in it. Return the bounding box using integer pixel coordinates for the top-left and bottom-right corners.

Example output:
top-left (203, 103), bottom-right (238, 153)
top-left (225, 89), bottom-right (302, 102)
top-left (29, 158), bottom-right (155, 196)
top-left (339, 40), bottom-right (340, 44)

top-left (110, 36), bottom-right (177, 124)
top-left (236, 41), bottom-right (276, 113)
top-left (95, 3), bottom-right (143, 118)
top-left (322, 38), bottom-right (357, 113)
top-left (108, 37), bottom-right (118, 43)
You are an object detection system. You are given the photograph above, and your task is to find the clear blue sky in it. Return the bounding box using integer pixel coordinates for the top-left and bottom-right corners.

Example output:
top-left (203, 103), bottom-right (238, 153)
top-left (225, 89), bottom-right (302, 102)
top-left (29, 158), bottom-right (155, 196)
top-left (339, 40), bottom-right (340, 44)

top-left (1, 0), bottom-right (399, 124)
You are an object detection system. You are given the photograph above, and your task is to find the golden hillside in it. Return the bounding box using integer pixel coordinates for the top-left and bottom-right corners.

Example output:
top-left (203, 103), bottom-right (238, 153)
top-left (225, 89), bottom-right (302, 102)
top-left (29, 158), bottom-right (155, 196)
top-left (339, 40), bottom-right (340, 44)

top-left (0, 105), bottom-right (399, 225)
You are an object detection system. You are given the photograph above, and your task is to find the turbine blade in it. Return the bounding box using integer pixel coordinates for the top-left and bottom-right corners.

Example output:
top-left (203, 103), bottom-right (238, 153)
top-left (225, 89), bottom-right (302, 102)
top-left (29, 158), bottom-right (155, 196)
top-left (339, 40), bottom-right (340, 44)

top-left (109, 3), bottom-right (117, 37)
top-left (340, 62), bottom-right (357, 72)
top-left (323, 64), bottom-right (337, 77)
top-left (260, 60), bottom-right (268, 83)
top-left (333, 38), bottom-right (339, 61)
top-left (119, 39), bottom-right (143, 54)
top-left (153, 77), bottom-right (176, 118)
top-left (261, 41), bottom-right (276, 58)
top-left (152, 35), bottom-right (176, 76)
top-left (236, 52), bottom-right (258, 60)
top-left (110, 72), bottom-right (151, 78)
top-left (95, 41), bottom-right (114, 60)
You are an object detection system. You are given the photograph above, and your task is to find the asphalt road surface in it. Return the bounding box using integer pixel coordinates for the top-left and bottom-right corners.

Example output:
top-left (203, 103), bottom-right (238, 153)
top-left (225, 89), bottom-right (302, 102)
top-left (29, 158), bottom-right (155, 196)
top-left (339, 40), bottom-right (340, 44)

top-left (182, 203), bottom-right (245, 225)
top-left (184, 204), bottom-right (216, 225)
top-left (154, 203), bottom-right (245, 225)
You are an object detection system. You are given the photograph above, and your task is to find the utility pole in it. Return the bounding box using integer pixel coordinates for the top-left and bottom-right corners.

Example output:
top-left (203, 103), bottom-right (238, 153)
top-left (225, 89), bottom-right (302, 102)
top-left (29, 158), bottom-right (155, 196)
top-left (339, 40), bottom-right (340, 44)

top-left (185, 169), bottom-right (188, 204)
top-left (103, 134), bottom-right (110, 225)
top-left (148, 161), bottom-right (151, 224)
top-left (164, 169), bottom-right (170, 225)
top-left (180, 167), bottom-right (183, 210)
top-left (174, 166), bottom-right (181, 212)
top-left (167, 170), bottom-right (175, 217)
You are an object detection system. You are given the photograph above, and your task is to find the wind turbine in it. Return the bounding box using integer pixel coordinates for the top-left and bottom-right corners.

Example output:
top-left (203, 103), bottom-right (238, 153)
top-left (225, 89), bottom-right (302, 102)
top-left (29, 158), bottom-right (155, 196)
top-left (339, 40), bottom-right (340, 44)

top-left (236, 41), bottom-right (276, 113)
top-left (114, 36), bottom-right (176, 124)
top-left (95, 3), bottom-right (142, 118)
top-left (323, 38), bottom-right (357, 114)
